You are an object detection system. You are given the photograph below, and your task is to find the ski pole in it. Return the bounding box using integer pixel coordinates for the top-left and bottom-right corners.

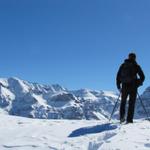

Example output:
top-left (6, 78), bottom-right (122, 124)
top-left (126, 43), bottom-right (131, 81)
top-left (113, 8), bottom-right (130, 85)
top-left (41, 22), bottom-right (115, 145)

top-left (109, 92), bottom-right (121, 122)
top-left (137, 92), bottom-right (150, 121)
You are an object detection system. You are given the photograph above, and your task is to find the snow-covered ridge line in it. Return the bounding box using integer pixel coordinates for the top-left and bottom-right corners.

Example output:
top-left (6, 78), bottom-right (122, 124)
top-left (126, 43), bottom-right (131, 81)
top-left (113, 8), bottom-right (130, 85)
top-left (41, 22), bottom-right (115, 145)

top-left (0, 77), bottom-right (149, 120)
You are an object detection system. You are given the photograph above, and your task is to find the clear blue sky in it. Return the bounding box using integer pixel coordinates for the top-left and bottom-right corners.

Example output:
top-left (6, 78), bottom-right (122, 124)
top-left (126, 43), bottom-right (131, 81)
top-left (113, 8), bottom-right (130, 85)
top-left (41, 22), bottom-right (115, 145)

top-left (0, 0), bottom-right (150, 93)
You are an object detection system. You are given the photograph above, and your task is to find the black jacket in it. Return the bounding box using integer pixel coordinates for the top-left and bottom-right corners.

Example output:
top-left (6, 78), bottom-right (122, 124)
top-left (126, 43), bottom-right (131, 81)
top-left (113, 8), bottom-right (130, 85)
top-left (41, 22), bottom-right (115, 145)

top-left (116, 59), bottom-right (145, 89)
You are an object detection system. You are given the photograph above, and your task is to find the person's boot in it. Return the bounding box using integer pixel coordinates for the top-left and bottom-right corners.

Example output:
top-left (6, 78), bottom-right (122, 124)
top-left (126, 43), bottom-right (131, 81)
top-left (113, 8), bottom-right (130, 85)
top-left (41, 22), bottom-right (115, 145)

top-left (120, 117), bottom-right (125, 124)
top-left (126, 120), bottom-right (133, 124)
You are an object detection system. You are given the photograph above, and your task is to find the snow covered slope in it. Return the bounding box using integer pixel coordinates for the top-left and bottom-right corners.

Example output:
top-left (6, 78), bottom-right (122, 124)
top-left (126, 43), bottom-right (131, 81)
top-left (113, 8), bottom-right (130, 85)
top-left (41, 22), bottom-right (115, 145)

top-left (135, 87), bottom-right (150, 118)
top-left (0, 77), bottom-right (149, 120)
top-left (0, 114), bottom-right (149, 150)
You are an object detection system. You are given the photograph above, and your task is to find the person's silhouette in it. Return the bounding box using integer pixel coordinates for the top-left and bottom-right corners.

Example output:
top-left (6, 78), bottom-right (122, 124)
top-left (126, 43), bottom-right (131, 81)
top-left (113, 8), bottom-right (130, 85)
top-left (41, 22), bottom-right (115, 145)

top-left (116, 53), bottom-right (145, 123)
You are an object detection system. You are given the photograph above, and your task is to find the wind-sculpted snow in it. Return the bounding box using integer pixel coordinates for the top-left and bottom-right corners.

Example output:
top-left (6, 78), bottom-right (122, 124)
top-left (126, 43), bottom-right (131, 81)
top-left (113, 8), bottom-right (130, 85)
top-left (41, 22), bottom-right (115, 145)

top-left (0, 77), bottom-right (149, 120)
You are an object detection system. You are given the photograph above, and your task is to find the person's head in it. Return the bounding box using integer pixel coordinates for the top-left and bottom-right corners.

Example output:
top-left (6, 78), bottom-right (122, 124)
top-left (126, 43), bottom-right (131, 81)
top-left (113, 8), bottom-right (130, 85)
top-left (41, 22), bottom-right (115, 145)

top-left (128, 53), bottom-right (136, 61)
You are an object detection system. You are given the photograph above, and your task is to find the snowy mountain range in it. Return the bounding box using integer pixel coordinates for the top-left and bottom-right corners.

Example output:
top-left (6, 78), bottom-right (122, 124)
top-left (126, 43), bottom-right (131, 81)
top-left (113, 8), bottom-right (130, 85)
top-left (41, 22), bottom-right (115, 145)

top-left (0, 77), bottom-right (149, 120)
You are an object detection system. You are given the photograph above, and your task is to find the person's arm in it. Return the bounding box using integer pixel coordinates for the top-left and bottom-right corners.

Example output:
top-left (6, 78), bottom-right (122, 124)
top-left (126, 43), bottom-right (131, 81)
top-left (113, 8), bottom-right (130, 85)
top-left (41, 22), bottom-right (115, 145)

top-left (137, 65), bottom-right (145, 84)
top-left (116, 65), bottom-right (123, 90)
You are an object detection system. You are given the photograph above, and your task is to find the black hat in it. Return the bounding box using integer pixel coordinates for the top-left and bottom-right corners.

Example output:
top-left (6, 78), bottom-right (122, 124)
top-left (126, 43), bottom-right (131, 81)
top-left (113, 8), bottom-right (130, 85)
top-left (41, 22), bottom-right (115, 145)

top-left (128, 53), bottom-right (136, 60)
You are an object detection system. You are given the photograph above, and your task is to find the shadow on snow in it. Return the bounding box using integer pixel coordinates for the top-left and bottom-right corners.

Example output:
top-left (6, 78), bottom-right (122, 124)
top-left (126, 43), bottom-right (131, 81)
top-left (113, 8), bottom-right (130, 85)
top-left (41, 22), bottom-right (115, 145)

top-left (68, 123), bottom-right (118, 138)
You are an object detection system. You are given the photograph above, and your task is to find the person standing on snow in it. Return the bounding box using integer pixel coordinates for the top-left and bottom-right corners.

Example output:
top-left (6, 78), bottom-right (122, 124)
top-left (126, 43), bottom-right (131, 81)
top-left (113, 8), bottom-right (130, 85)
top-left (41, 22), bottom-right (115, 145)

top-left (116, 53), bottom-right (145, 123)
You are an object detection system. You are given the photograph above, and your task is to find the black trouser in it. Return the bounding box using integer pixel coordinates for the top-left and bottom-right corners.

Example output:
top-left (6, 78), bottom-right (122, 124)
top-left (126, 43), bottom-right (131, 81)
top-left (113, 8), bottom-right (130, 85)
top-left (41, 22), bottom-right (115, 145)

top-left (120, 83), bottom-right (137, 122)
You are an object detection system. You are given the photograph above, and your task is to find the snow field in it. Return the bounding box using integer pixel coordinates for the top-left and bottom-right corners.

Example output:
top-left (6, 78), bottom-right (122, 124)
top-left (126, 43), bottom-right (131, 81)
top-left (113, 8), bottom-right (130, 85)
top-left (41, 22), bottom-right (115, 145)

top-left (0, 115), bottom-right (150, 150)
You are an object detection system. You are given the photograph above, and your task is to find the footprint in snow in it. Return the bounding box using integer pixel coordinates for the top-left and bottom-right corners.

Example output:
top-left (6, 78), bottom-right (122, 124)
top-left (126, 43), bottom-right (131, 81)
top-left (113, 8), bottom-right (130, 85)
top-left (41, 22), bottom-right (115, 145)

top-left (18, 122), bottom-right (24, 125)
top-left (144, 143), bottom-right (150, 148)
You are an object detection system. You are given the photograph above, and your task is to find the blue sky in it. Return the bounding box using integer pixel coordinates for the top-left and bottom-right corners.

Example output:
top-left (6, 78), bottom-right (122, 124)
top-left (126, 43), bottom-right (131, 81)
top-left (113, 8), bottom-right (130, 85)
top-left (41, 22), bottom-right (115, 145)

top-left (0, 0), bottom-right (150, 93)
